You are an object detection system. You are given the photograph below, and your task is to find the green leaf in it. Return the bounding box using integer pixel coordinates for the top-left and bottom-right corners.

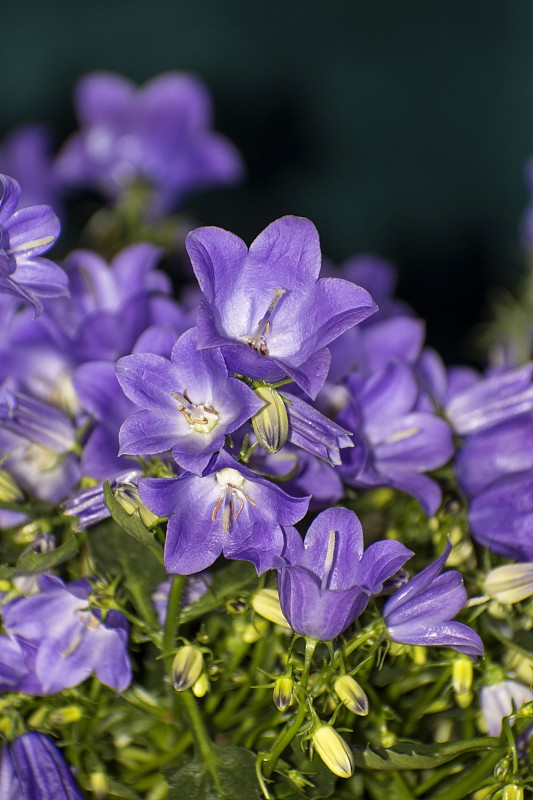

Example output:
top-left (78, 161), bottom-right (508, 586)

top-left (167, 745), bottom-right (259, 799)
top-left (103, 482), bottom-right (164, 564)
top-left (180, 561), bottom-right (257, 622)
top-left (0, 532), bottom-right (79, 579)
top-left (351, 738), bottom-right (498, 771)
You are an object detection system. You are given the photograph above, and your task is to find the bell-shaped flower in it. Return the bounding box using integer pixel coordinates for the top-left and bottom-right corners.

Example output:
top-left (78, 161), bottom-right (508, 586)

top-left (0, 732), bottom-right (84, 799)
top-left (139, 449), bottom-right (309, 574)
top-left (383, 542), bottom-right (484, 658)
top-left (117, 327), bottom-right (263, 474)
top-left (1, 575), bottom-right (132, 694)
top-left (0, 174), bottom-right (66, 315)
top-left (274, 507), bottom-right (413, 641)
top-left (186, 215), bottom-right (377, 398)
top-left (480, 680), bottom-right (533, 736)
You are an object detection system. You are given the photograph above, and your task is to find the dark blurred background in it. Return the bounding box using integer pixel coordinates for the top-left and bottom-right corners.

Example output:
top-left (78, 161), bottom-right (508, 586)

top-left (3, 0), bottom-right (533, 362)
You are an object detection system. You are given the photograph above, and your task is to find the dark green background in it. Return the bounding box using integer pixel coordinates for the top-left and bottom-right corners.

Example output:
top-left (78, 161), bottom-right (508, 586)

top-left (3, 1), bottom-right (533, 361)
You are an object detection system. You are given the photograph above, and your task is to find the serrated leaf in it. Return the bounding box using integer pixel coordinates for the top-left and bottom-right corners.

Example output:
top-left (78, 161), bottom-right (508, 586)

top-left (167, 745), bottom-right (259, 799)
top-left (180, 561), bottom-right (257, 622)
top-left (352, 738), bottom-right (497, 771)
top-left (104, 482), bottom-right (164, 564)
top-left (0, 533), bottom-right (79, 579)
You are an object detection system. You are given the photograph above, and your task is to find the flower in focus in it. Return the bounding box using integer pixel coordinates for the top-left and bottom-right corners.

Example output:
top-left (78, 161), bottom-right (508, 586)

top-left (186, 215), bottom-right (377, 398)
top-left (56, 71), bottom-right (243, 214)
top-left (0, 174), bottom-right (66, 315)
top-left (0, 732), bottom-right (84, 799)
top-left (383, 542), bottom-right (484, 658)
top-left (274, 507), bottom-right (412, 641)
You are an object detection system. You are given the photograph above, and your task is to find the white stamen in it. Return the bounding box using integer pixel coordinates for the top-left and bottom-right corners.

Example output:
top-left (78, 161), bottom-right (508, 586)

top-left (321, 530), bottom-right (337, 590)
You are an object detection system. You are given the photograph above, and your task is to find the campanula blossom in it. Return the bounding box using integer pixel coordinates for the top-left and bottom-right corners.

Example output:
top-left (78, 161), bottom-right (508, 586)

top-left (186, 215), bottom-right (377, 398)
top-left (0, 732), bottom-right (84, 799)
top-left (1, 575), bottom-right (131, 694)
top-left (383, 542), bottom-right (484, 658)
top-left (468, 470), bottom-right (533, 560)
top-left (480, 680), bottom-right (533, 736)
top-left (56, 71), bottom-right (243, 214)
top-left (117, 327), bottom-right (263, 474)
top-left (0, 174), bottom-right (66, 315)
top-left (140, 450), bottom-right (309, 574)
top-left (0, 125), bottom-right (61, 211)
top-left (274, 507), bottom-right (413, 641)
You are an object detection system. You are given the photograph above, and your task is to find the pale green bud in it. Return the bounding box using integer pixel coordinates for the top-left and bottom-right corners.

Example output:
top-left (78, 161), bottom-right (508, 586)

top-left (485, 564), bottom-right (533, 604)
top-left (0, 468), bottom-right (23, 503)
top-left (114, 484), bottom-right (159, 528)
top-left (502, 785), bottom-right (524, 800)
top-left (251, 386), bottom-right (289, 453)
top-left (334, 675), bottom-right (368, 716)
top-left (312, 725), bottom-right (355, 779)
top-left (89, 771), bottom-right (109, 799)
top-left (453, 656), bottom-right (474, 708)
top-left (251, 588), bottom-right (289, 627)
top-left (172, 646), bottom-right (204, 692)
top-left (493, 756), bottom-right (511, 781)
top-left (192, 672), bottom-right (209, 698)
top-left (273, 676), bottom-right (294, 711)
top-left (49, 705), bottom-right (84, 725)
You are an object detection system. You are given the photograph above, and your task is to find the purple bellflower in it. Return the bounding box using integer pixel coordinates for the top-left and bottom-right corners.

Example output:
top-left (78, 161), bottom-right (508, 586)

top-left (280, 390), bottom-right (353, 467)
top-left (56, 71), bottom-right (243, 214)
top-left (383, 542), bottom-right (484, 658)
top-left (117, 327), bottom-right (263, 474)
top-left (0, 174), bottom-right (66, 315)
top-left (0, 732), bottom-right (84, 800)
top-left (1, 575), bottom-right (131, 694)
top-left (480, 680), bottom-right (533, 737)
top-left (274, 507), bottom-right (413, 641)
top-left (186, 216), bottom-right (377, 398)
top-left (0, 125), bottom-right (61, 211)
top-left (140, 450), bottom-right (309, 574)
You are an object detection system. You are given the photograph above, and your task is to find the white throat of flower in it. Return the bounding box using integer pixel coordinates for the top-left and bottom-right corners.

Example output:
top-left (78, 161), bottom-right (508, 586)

top-left (212, 467), bottom-right (256, 533)
top-left (171, 388), bottom-right (219, 434)
top-left (321, 530), bottom-right (337, 591)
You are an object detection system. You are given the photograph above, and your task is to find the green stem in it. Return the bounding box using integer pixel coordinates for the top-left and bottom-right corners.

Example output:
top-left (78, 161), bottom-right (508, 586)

top-left (431, 750), bottom-right (504, 800)
top-left (259, 638), bottom-right (317, 790)
top-left (180, 690), bottom-right (223, 794)
top-left (162, 574), bottom-right (186, 675)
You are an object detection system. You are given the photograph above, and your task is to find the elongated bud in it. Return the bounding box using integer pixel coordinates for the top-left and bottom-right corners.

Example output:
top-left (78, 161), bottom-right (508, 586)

top-left (485, 564), bottom-right (533, 604)
top-left (312, 725), bottom-right (355, 779)
top-left (453, 656), bottom-right (474, 708)
top-left (502, 785), bottom-right (524, 800)
top-left (192, 672), bottom-right (209, 698)
top-left (273, 676), bottom-right (294, 711)
top-left (172, 646), bottom-right (204, 692)
top-left (0, 468), bottom-right (23, 503)
top-left (251, 386), bottom-right (289, 453)
top-left (251, 588), bottom-right (289, 627)
top-left (90, 771), bottom-right (109, 799)
top-left (114, 484), bottom-right (159, 528)
top-left (334, 675), bottom-right (369, 716)
top-left (49, 705), bottom-right (84, 725)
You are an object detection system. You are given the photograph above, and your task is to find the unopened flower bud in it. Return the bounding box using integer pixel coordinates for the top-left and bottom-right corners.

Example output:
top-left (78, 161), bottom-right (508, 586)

top-left (172, 645), bottom-right (204, 692)
top-left (90, 771), bottom-right (109, 799)
top-left (49, 705), bottom-right (84, 725)
top-left (251, 588), bottom-right (289, 627)
top-left (453, 656), bottom-right (474, 708)
top-left (251, 386), bottom-right (289, 453)
top-left (485, 564), bottom-right (533, 604)
top-left (273, 676), bottom-right (294, 711)
top-left (312, 725), bottom-right (355, 779)
top-left (114, 484), bottom-right (159, 528)
top-left (0, 468), bottom-right (23, 503)
top-left (192, 672), bottom-right (209, 698)
top-left (334, 675), bottom-right (369, 716)
top-left (494, 755), bottom-right (511, 781)
top-left (502, 785), bottom-right (524, 800)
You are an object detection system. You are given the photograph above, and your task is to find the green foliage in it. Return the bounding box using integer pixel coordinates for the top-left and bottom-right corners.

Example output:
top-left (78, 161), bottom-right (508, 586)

top-left (0, 532), bottom-right (79, 579)
top-left (167, 746), bottom-right (260, 799)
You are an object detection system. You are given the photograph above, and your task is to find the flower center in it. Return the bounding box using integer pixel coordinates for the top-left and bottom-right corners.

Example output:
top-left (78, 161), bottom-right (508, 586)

top-left (171, 389), bottom-right (219, 434)
top-left (212, 468), bottom-right (256, 532)
top-left (321, 530), bottom-right (337, 590)
top-left (246, 289), bottom-right (286, 356)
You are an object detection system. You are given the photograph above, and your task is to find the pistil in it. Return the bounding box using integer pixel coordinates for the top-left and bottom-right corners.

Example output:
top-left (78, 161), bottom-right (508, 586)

top-left (246, 289), bottom-right (286, 356)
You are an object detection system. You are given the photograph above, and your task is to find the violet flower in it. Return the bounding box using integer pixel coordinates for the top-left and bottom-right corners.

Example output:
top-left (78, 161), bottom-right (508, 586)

top-left (0, 174), bottom-right (66, 315)
top-left (1, 575), bottom-right (131, 694)
top-left (0, 732), bottom-right (84, 799)
top-left (152, 572), bottom-right (212, 626)
top-left (187, 216), bottom-right (377, 398)
top-left (117, 327), bottom-right (263, 474)
top-left (383, 542), bottom-right (484, 658)
top-left (56, 71), bottom-right (243, 214)
top-left (274, 507), bottom-right (413, 641)
top-left (140, 450), bottom-right (309, 574)
top-left (281, 390), bottom-right (353, 467)
top-left (480, 680), bottom-right (533, 737)
top-left (0, 125), bottom-right (61, 210)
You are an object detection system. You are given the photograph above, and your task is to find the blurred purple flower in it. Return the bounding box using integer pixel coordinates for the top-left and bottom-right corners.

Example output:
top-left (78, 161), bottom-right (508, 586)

top-left (56, 71), bottom-right (243, 214)
top-left (0, 174), bottom-right (66, 315)
top-left (0, 125), bottom-right (61, 211)
top-left (275, 507), bottom-right (412, 641)
top-left (0, 732), bottom-right (83, 799)
top-left (383, 542), bottom-right (483, 658)
top-left (187, 216), bottom-right (377, 398)
top-left (481, 680), bottom-right (533, 736)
